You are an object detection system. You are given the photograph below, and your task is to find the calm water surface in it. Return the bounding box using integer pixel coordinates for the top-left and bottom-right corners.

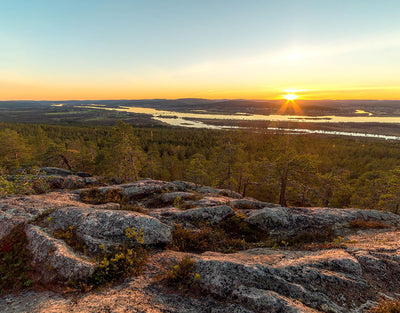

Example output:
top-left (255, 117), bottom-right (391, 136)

top-left (59, 104), bottom-right (400, 140)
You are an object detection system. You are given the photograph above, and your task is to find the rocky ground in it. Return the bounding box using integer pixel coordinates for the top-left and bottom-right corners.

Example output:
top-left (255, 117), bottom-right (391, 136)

top-left (1, 173), bottom-right (400, 312)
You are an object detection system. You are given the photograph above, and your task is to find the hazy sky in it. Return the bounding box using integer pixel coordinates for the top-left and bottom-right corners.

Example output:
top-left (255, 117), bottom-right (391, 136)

top-left (1, 0), bottom-right (400, 100)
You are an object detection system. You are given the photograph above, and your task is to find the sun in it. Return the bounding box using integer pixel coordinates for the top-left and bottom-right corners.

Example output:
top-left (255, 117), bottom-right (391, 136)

top-left (283, 93), bottom-right (298, 100)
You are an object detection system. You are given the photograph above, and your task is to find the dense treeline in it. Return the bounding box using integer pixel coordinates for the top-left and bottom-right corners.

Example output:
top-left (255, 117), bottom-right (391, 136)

top-left (1, 122), bottom-right (400, 212)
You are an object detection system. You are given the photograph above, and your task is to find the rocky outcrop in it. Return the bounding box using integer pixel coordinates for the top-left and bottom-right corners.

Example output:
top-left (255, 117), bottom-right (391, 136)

top-left (40, 167), bottom-right (74, 176)
top-left (245, 206), bottom-right (400, 237)
top-left (190, 244), bottom-right (391, 312)
top-left (47, 207), bottom-right (172, 252)
top-left (46, 175), bottom-right (98, 190)
top-left (0, 192), bottom-right (85, 240)
top-left (230, 199), bottom-right (280, 210)
top-left (171, 205), bottom-right (235, 224)
top-left (160, 191), bottom-right (197, 204)
top-left (26, 225), bottom-right (95, 284)
top-left (1, 179), bottom-right (400, 312)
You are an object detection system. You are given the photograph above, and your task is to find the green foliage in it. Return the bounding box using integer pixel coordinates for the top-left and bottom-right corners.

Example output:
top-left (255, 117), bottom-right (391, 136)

top-left (173, 196), bottom-right (185, 210)
top-left (87, 226), bottom-right (147, 288)
top-left (162, 256), bottom-right (201, 290)
top-left (0, 129), bottom-right (31, 170)
top-left (3, 122), bottom-right (400, 210)
top-left (0, 168), bottom-right (50, 197)
top-left (369, 298), bottom-right (400, 313)
top-left (53, 226), bottom-right (87, 254)
top-left (100, 121), bottom-right (145, 182)
top-left (0, 225), bottom-right (32, 293)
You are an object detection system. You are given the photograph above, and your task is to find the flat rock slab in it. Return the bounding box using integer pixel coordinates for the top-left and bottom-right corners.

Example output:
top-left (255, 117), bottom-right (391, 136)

top-left (193, 248), bottom-right (378, 312)
top-left (0, 193), bottom-right (88, 240)
top-left (246, 206), bottom-right (400, 235)
top-left (171, 205), bottom-right (235, 224)
top-left (48, 207), bottom-right (172, 252)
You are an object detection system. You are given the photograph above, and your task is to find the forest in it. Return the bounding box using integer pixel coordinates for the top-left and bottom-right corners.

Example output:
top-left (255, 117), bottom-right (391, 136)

top-left (1, 121), bottom-right (400, 212)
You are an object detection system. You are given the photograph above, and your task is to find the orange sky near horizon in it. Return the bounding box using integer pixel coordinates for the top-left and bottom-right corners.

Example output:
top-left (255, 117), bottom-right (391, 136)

top-left (2, 1), bottom-right (400, 102)
top-left (2, 82), bottom-right (400, 101)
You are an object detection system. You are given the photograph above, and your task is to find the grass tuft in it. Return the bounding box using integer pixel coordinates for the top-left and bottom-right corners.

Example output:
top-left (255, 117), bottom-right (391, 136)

top-left (369, 298), bottom-right (400, 313)
top-left (349, 219), bottom-right (390, 229)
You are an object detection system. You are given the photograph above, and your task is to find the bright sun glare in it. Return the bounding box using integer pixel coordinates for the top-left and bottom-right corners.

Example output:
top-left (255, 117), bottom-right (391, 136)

top-left (283, 94), bottom-right (298, 100)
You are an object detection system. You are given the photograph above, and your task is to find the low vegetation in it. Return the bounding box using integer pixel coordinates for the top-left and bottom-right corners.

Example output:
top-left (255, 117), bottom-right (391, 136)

top-left (170, 224), bottom-right (246, 253)
top-left (87, 226), bottom-right (147, 288)
top-left (162, 255), bottom-right (201, 291)
top-left (0, 225), bottom-right (32, 293)
top-left (80, 187), bottom-right (125, 205)
top-left (53, 226), bottom-right (87, 254)
top-left (369, 298), bottom-right (400, 313)
top-left (0, 168), bottom-right (50, 198)
top-left (348, 219), bottom-right (390, 229)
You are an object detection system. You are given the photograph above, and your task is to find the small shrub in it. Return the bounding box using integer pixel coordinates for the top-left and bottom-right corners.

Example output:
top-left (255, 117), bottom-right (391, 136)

top-left (80, 187), bottom-right (125, 205)
top-left (349, 219), bottom-right (390, 229)
top-left (170, 224), bottom-right (246, 253)
top-left (173, 196), bottom-right (185, 210)
top-left (369, 298), bottom-right (400, 313)
top-left (0, 225), bottom-right (32, 293)
top-left (87, 226), bottom-right (147, 288)
top-left (53, 226), bottom-right (87, 254)
top-left (219, 214), bottom-right (267, 243)
top-left (162, 256), bottom-right (201, 290)
top-left (0, 169), bottom-right (50, 197)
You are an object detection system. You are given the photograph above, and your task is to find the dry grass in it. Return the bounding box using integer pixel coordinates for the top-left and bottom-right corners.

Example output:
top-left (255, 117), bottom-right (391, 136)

top-left (80, 187), bottom-right (125, 205)
top-left (170, 224), bottom-right (246, 253)
top-left (369, 298), bottom-right (400, 313)
top-left (349, 219), bottom-right (390, 229)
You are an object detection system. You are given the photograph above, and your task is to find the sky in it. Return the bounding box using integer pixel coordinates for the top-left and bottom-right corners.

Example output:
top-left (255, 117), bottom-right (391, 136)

top-left (1, 0), bottom-right (400, 100)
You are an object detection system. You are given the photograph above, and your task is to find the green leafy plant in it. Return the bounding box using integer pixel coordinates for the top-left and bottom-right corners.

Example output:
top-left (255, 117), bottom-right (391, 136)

top-left (0, 168), bottom-right (50, 197)
top-left (173, 196), bottom-right (185, 210)
top-left (87, 226), bottom-right (147, 288)
top-left (53, 226), bottom-right (87, 254)
top-left (162, 256), bottom-right (201, 290)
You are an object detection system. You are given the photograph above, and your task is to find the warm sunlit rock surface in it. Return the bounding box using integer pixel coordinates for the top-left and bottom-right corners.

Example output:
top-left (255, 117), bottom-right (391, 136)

top-left (1, 175), bottom-right (400, 312)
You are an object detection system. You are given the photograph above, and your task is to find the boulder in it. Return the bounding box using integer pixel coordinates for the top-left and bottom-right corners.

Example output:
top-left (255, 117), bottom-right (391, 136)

top-left (196, 186), bottom-right (243, 199)
top-left (47, 207), bottom-right (172, 252)
top-left (193, 249), bottom-right (369, 312)
top-left (232, 286), bottom-right (319, 313)
top-left (160, 192), bottom-right (197, 204)
top-left (120, 179), bottom-right (172, 199)
top-left (25, 225), bottom-right (95, 284)
top-left (40, 167), bottom-right (73, 176)
top-left (0, 193), bottom-right (83, 240)
top-left (245, 206), bottom-right (400, 236)
top-left (172, 205), bottom-right (235, 224)
top-left (46, 175), bottom-right (98, 190)
top-left (195, 196), bottom-right (232, 207)
top-left (0, 211), bottom-right (25, 240)
top-left (230, 199), bottom-right (280, 210)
